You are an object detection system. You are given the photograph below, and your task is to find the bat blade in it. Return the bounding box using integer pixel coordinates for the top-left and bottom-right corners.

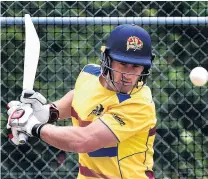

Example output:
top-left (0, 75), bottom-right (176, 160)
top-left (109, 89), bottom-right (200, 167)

top-left (23, 14), bottom-right (40, 90)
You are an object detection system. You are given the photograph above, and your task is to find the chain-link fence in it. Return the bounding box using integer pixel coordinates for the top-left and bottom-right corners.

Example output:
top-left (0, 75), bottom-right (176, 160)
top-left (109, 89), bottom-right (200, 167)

top-left (1, 1), bottom-right (208, 179)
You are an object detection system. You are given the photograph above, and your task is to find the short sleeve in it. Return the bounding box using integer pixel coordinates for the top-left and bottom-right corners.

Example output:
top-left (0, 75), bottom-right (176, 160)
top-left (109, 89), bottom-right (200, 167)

top-left (74, 64), bottom-right (101, 89)
top-left (100, 101), bottom-right (156, 142)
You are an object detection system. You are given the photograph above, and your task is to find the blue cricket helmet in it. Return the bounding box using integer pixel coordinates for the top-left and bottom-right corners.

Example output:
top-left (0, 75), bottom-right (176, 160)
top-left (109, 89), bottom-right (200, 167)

top-left (105, 24), bottom-right (153, 68)
top-left (100, 24), bottom-right (155, 94)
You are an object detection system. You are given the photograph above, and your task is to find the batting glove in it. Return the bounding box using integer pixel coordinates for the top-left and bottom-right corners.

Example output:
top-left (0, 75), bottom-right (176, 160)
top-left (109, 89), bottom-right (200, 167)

top-left (7, 101), bottom-right (24, 145)
top-left (8, 104), bottom-right (45, 138)
top-left (7, 90), bottom-right (59, 124)
top-left (20, 90), bottom-right (59, 123)
top-left (7, 91), bottom-right (59, 145)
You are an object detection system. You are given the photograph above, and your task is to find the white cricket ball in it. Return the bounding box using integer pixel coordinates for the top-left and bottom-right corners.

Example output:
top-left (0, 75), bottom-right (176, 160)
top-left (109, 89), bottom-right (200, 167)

top-left (189, 67), bottom-right (208, 86)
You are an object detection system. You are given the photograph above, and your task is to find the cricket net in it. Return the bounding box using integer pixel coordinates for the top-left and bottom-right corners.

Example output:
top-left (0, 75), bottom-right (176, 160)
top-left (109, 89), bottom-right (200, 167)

top-left (1, 2), bottom-right (208, 179)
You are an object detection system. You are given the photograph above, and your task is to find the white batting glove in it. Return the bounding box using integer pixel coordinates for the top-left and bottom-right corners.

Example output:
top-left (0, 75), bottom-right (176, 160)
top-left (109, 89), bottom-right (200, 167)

top-left (7, 90), bottom-right (59, 145)
top-left (8, 104), bottom-right (45, 138)
top-left (7, 101), bottom-right (21, 116)
top-left (7, 90), bottom-right (59, 123)
top-left (20, 90), bottom-right (59, 123)
top-left (7, 101), bottom-right (22, 145)
top-left (7, 127), bottom-right (20, 146)
top-left (6, 98), bottom-right (49, 145)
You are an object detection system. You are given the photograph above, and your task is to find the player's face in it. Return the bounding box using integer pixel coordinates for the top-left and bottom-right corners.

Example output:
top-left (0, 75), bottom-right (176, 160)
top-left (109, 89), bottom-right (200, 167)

top-left (110, 60), bottom-right (144, 93)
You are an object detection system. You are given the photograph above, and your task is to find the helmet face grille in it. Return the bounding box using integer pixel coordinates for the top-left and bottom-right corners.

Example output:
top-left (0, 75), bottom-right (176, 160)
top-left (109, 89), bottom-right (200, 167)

top-left (100, 52), bottom-right (151, 94)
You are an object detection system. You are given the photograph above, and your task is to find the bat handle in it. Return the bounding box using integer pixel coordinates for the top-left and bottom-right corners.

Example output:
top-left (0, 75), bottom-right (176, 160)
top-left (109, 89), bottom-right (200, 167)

top-left (19, 132), bottom-right (28, 145)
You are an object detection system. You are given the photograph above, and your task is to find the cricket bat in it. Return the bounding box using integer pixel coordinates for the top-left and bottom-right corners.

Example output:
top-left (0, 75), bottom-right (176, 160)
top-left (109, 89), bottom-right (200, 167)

top-left (19, 14), bottom-right (40, 144)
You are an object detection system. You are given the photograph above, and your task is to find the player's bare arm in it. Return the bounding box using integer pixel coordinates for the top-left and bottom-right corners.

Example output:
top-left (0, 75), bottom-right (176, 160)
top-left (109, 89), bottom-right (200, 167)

top-left (40, 118), bottom-right (118, 153)
top-left (53, 89), bottom-right (74, 120)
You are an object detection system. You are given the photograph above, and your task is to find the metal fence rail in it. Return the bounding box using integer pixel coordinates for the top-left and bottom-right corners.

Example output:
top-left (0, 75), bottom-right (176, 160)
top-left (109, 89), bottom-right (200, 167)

top-left (1, 1), bottom-right (208, 179)
top-left (1, 17), bottom-right (208, 24)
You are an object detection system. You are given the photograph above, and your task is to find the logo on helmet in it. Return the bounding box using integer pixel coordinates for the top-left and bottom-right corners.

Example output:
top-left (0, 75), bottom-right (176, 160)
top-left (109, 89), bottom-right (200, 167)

top-left (126, 36), bottom-right (143, 51)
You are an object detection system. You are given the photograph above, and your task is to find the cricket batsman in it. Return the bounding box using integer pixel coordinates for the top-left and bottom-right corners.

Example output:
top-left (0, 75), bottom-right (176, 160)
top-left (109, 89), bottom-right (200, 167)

top-left (7, 24), bottom-right (157, 179)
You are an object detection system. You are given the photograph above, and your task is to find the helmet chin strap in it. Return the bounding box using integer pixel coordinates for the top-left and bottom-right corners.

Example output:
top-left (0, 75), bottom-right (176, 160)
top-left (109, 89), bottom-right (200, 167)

top-left (105, 69), bottom-right (121, 93)
top-left (106, 55), bottom-right (121, 92)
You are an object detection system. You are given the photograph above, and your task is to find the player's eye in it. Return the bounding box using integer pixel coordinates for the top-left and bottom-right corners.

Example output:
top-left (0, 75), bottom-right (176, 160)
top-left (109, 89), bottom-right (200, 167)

top-left (132, 64), bottom-right (140, 68)
top-left (120, 62), bottom-right (127, 66)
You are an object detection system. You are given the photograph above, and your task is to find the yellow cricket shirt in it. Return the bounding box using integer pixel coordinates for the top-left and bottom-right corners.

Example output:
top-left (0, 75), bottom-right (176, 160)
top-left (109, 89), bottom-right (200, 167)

top-left (71, 64), bottom-right (157, 179)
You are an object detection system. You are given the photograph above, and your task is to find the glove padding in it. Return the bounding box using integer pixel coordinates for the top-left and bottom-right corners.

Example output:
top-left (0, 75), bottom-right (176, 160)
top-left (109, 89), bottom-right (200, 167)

top-left (8, 90), bottom-right (59, 124)
top-left (20, 90), bottom-right (50, 123)
top-left (8, 104), bottom-right (46, 140)
top-left (8, 104), bottom-right (41, 136)
top-left (21, 90), bottom-right (59, 123)
top-left (7, 127), bottom-right (20, 146)
top-left (7, 100), bottom-right (45, 145)
top-left (7, 101), bottom-right (27, 145)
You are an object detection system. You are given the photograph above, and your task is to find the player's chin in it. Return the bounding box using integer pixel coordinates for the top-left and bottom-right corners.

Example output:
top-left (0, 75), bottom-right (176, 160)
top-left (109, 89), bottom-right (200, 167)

top-left (117, 85), bottom-right (133, 94)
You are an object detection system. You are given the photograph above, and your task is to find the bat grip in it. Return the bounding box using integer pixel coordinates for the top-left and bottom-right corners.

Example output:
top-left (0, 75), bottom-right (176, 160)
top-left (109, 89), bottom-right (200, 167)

top-left (19, 132), bottom-right (28, 145)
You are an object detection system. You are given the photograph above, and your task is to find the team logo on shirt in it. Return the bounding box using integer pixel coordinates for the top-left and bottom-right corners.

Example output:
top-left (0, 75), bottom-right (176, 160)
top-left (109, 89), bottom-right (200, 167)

top-left (91, 104), bottom-right (104, 116)
top-left (112, 114), bottom-right (125, 126)
top-left (126, 36), bottom-right (143, 51)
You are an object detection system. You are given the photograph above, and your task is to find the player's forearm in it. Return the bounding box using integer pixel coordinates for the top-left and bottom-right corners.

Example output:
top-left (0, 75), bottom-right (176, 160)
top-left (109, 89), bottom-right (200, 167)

top-left (53, 90), bottom-right (74, 120)
top-left (40, 124), bottom-right (87, 152)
